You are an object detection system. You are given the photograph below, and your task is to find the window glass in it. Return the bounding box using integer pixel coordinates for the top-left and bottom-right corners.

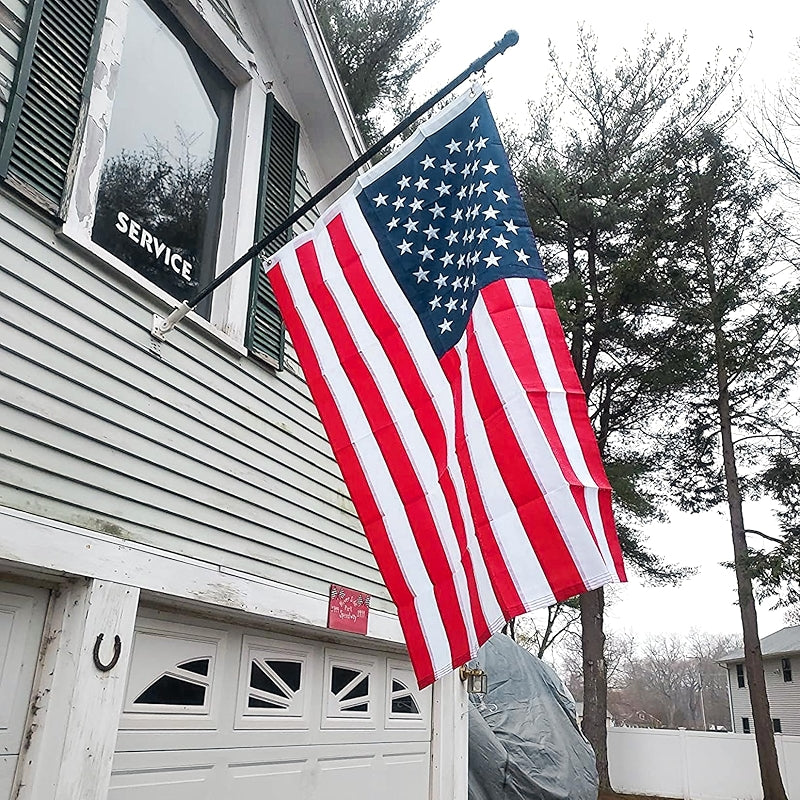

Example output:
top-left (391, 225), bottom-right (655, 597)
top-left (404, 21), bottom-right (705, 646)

top-left (91, 0), bottom-right (232, 318)
top-left (782, 658), bottom-right (792, 682)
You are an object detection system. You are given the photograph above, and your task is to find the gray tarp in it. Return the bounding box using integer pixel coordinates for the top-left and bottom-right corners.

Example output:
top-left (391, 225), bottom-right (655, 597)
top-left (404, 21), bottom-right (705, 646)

top-left (468, 634), bottom-right (598, 800)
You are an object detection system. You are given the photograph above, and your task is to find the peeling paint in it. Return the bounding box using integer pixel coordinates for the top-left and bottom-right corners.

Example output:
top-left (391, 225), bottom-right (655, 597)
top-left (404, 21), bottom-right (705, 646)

top-left (190, 581), bottom-right (244, 607)
top-left (74, 118), bottom-right (104, 224)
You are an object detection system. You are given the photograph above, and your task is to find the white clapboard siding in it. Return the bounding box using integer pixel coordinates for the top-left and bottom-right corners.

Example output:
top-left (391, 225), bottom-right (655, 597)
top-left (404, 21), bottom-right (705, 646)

top-left (0, 196), bottom-right (392, 609)
top-left (728, 658), bottom-right (800, 735)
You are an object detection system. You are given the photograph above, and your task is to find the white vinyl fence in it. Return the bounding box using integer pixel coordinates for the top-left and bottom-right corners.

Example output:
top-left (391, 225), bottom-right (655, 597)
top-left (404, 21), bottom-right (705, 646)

top-left (608, 727), bottom-right (800, 800)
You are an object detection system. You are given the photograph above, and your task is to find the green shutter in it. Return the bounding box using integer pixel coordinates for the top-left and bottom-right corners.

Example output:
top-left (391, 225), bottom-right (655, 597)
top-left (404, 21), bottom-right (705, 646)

top-left (246, 94), bottom-right (300, 368)
top-left (0, 0), bottom-right (106, 216)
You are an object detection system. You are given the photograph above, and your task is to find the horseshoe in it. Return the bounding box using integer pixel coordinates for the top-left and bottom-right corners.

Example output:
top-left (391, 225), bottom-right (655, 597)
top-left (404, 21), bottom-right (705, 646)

top-left (93, 633), bottom-right (122, 672)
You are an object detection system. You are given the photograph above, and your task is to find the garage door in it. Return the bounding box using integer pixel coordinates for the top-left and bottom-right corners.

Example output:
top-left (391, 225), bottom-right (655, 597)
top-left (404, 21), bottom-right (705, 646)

top-left (0, 582), bottom-right (49, 800)
top-left (109, 610), bottom-right (432, 799)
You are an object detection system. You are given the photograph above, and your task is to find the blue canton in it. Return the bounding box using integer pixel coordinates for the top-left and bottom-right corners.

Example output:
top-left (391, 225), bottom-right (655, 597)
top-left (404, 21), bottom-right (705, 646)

top-left (356, 93), bottom-right (546, 359)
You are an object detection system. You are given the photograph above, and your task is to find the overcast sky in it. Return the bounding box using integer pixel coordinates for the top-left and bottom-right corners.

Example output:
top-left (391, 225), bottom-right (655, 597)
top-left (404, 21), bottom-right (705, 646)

top-left (412, 1), bottom-right (798, 643)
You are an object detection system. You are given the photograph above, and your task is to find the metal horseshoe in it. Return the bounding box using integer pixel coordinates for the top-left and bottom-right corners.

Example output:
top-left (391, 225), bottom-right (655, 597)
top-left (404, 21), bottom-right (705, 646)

top-left (93, 633), bottom-right (122, 672)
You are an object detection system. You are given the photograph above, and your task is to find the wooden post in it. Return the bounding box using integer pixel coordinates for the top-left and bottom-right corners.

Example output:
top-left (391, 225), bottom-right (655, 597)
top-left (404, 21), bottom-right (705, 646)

top-left (14, 578), bottom-right (139, 800)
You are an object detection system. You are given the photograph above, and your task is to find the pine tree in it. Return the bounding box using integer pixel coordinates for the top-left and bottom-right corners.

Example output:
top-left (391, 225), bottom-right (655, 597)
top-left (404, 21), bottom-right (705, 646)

top-left (513, 29), bottom-right (739, 789)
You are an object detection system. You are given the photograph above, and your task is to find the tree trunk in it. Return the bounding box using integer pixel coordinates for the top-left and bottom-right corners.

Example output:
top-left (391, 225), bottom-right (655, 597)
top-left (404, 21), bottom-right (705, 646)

top-left (706, 237), bottom-right (788, 800)
top-left (580, 586), bottom-right (611, 791)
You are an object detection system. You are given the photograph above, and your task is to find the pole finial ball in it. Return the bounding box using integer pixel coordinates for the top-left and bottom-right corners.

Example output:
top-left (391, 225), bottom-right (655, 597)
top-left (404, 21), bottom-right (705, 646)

top-left (498, 30), bottom-right (520, 52)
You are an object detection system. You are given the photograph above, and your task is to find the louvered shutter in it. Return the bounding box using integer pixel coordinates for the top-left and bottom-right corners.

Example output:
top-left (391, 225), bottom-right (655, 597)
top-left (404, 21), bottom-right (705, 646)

top-left (246, 94), bottom-right (300, 368)
top-left (0, 0), bottom-right (106, 216)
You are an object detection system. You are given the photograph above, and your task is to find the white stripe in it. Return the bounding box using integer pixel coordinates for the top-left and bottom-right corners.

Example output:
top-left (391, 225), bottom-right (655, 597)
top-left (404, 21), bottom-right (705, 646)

top-left (277, 244), bottom-right (453, 678)
top-left (456, 336), bottom-right (557, 610)
top-left (507, 279), bottom-right (616, 571)
top-left (471, 293), bottom-right (612, 586)
top-left (312, 219), bottom-right (480, 656)
top-left (337, 195), bottom-right (504, 631)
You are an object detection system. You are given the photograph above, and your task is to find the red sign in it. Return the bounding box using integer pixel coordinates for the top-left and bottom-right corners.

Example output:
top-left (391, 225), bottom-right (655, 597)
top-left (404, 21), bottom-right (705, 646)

top-left (327, 584), bottom-right (370, 635)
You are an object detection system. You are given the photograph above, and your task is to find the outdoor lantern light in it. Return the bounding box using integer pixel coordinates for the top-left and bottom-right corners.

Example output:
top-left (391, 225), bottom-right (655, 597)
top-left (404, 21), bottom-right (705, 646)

top-left (460, 664), bottom-right (488, 695)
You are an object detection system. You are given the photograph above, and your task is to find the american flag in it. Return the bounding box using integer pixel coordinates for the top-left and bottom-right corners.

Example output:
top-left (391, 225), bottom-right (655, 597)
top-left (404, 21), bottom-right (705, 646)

top-left (267, 90), bottom-right (626, 688)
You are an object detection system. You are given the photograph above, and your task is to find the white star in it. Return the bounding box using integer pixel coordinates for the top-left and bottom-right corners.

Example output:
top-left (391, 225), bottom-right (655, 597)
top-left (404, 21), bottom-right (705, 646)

top-left (515, 249), bottom-right (530, 264)
top-left (415, 176), bottom-right (429, 192)
top-left (477, 227), bottom-right (490, 242)
top-left (392, 196), bottom-right (407, 210)
top-left (453, 275), bottom-right (463, 290)
top-left (429, 295), bottom-right (442, 309)
top-left (434, 273), bottom-right (449, 289)
top-left (494, 188), bottom-right (510, 204)
top-left (423, 224), bottom-right (440, 240)
top-left (441, 251), bottom-right (454, 266)
top-left (470, 115), bottom-right (480, 131)
top-left (387, 217), bottom-right (400, 230)
top-left (442, 159), bottom-right (457, 175)
top-left (413, 266), bottom-right (430, 282)
top-left (419, 245), bottom-right (435, 261)
top-left (471, 160), bottom-right (480, 175)
top-left (493, 233), bottom-right (510, 249)
top-left (409, 197), bottom-right (425, 213)
top-left (445, 230), bottom-right (459, 245)
top-left (456, 186), bottom-right (468, 200)
top-left (421, 154), bottom-right (436, 170)
top-left (430, 203), bottom-right (446, 219)
top-left (465, 140), bottom-right (475, 155)
top-left (504, 219), bottom-right (520, 235)
top-left (471, 273), bottom-right (477, 287)
top-left (398, 175), bottom-right (411, 189)
top-left (446, 297), bottom-right (459, 312)
top-left (484, 251), bottom-right (501, 267)
top-left (475, 180), bottom-right (489, 196)
top-left (483, 205), bottom-right (499, 220)
top-left (461, 163), bottom-right (472, 179)
top-left (470, 204), bottom-right (481, 220)
top-left (476, 136), bottom-right (489, 151)
top-left (438, 318), bottom-right (453, 334)
top-left (446, 138), bottom-right (462, 154)
top-left (397, 239), bottom-right (412, 255)
top-left (461, 298), bottom-right (469, 313)
top-left (403, 218), bottom-right (419, 234)
top-left (374, 193), bottom-right (388, 207)
top-left (452, 208), bottom-right (464, 223)
top-left (435, 181), bottom-right (452, 197)
top-left (483, 160), bottom-right (499, 175)
top-left (457, 254), bottom-right (466, 268)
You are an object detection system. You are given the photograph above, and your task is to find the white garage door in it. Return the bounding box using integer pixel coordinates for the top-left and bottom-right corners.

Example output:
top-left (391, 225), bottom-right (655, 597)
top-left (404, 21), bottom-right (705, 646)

top-left (109, 609), bottom-right (432, 800)
top-left (0, 581), bottom-right (49, 800)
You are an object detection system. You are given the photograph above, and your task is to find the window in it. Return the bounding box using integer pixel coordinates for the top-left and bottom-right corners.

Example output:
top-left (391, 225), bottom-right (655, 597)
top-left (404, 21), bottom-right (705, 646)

top-left (390, 679), bottom-right (421, 715)
top-left (90, 0), bottom-right (233, 319)
top-left (736, 663), bottom-right (745, 688)
top-left (246, 657), bottom-right (304, 714)
top-left (773, 718), bottom-right (782, 733)
top-left (330, 666), bottom-right (370, 713)
top-left (134, 658), bottom-right (211, 706)
top-left (742, 717), bottom-right (751, 734)
top-left (782, 658), bottom-right (792, 682)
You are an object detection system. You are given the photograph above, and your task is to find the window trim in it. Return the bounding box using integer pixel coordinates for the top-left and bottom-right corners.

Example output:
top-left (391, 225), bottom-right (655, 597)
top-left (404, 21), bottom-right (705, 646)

top-left (59, 0), bottom-right (262, 352)
top-left (781, 657), bottom-right (792, 682)
top-left (736, 663), bottom-right (745, 688)
top-left (742, 716), bottom-right (750, 734)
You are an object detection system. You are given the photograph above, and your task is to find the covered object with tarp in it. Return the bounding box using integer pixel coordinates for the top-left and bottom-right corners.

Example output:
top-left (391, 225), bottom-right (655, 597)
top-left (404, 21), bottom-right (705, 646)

top-left (468, 634), bottom-right (598, 800)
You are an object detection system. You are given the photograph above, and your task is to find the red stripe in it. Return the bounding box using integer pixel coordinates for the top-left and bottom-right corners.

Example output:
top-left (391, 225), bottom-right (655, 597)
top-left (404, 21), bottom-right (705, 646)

top-left (269, 263), bottom-right (436, 687)
top-left (440, 348), bottom-right (526, 621)
top-left (465, 305), bottom-right (588, 601)
top-left (326, 214), bottom-right (491, 647)
top-left (530, 280), bottom-right (626, 580)
top-left (293, 237), bottom-right (475, 668)
top-left (481, 281), bottom-right (597, 546)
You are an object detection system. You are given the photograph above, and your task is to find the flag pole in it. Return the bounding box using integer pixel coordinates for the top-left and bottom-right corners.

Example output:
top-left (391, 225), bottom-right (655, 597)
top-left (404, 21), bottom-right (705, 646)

top-left (151, 29), bottom-right (520, 341)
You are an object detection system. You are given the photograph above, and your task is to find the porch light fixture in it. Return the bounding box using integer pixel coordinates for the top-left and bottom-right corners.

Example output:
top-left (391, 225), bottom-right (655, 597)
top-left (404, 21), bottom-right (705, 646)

top-left (460, 664), bottom-right (488, 696)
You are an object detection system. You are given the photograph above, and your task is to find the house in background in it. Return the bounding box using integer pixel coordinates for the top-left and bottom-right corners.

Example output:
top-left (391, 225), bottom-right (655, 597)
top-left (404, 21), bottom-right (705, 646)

top-left (719, 625), bottom-right (800, 735)
top-left (0, 1), bottom-right (466, 798)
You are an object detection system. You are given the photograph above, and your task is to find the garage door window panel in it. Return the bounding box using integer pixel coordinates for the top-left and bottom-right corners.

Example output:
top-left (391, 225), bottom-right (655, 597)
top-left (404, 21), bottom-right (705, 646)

top-left (236, 637), bottom-right (312, 729)
top-left (323, 650), bottom-right (377, 728)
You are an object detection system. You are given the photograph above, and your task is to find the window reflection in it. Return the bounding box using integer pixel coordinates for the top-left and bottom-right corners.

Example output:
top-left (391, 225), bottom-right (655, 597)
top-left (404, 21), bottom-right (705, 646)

top-left (92, 0), bottom-right (232, 316)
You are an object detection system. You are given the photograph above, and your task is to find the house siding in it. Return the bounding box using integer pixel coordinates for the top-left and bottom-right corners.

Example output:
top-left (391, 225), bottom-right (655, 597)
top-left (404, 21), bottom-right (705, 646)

top-left (727, 657), bottom-right (800, 735)
top-left (0, 191), bottom-right (391, 610)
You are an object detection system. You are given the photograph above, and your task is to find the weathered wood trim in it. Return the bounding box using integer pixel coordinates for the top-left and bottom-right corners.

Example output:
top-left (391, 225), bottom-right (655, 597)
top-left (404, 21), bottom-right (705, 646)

top-left (0, 506), bottom-right (404, 645)
top-left (13, 578), bottom-right (140, 800)
top-left (429, 671), bottom-right (468, 800)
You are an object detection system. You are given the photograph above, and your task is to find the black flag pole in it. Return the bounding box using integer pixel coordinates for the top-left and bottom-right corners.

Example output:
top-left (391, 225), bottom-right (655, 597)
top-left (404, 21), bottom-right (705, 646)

top-left (151, 30), bottom-right (519, 341)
